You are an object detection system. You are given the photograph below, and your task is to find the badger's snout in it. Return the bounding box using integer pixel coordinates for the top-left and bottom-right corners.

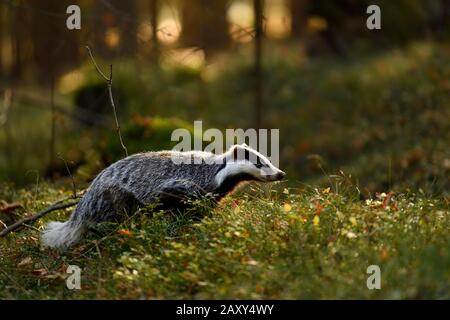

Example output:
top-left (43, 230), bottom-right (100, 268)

top-left (276, 171), bottom-right (286, 180)
top-left (262, 170), bottom-right (285, 181)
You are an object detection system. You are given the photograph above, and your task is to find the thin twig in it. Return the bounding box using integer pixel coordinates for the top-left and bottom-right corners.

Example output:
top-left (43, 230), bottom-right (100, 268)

top-left (0, 200), bottom-right (77, 237)
top-left (85, 46), bottom-right (128, 157)
top-left (57, 153), bottom-right (77, 199)
top-left (22, 223), bottom-right (41, 232)
top-left (0, 190), bottom-right (86, 238)
top-left (85, 46), bottom-right (110, 82)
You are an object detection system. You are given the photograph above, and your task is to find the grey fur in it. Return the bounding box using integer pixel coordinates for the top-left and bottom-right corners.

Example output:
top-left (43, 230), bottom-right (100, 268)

top-left (41, 146), bottom-right (284, 251)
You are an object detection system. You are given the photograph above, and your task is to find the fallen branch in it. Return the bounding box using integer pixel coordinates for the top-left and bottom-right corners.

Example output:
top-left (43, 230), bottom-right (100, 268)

top-left (85, 45), bottom-right (128, 157)
top-left (0, 200), bottom-right (23, 213)
top-left (0, 191), bottom-right (85, 238)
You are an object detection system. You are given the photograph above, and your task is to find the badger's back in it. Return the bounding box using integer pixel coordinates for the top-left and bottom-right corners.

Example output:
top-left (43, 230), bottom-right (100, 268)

top-left (90, 151), bottom-right (223, 202)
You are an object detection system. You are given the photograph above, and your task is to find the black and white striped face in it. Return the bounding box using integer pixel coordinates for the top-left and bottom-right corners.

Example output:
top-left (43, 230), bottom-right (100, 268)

top-left (224, 144), bottom-right (285, 182)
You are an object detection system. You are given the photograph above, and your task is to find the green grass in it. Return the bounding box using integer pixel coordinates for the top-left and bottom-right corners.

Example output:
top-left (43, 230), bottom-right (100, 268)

top-left (1, 181), bottom-right (449, 299)
top-left (1, 41), bottom-right (449, 299)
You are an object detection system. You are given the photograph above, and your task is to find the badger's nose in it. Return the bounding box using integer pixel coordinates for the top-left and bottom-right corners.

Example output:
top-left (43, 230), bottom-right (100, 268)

top-left (276, 171), bottom-right (286, 180)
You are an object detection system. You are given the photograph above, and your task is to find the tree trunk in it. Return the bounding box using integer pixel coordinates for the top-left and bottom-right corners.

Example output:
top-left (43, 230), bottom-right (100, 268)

top-left (31, 0), bottom-right (80, 83)
top-left (49, 77), bottom-right (56, 174)
top-left (253, 0), bottom-right (263, 129)
top-left (290, 0), bottom-right (310, 39)
top-left (11, 4), bottom-right (27, 84)
top-left (149, 0), bottom-right (159, 64)
top-left (0, 4), bottom-right (3, 81)
top-left (181, 0), bottom-right (230, 59)
top-left (93, 0), bottom-right (137, 59)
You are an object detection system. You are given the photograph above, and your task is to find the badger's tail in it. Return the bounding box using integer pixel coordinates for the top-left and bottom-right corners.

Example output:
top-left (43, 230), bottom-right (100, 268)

top-left (41, 192), bottom-right (93, 251)
top-left (41, 219), bottom-right (86, 252)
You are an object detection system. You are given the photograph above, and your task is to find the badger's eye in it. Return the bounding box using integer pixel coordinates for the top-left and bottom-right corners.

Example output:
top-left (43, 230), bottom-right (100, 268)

top-left (255, 163), bottom-right (263, 169)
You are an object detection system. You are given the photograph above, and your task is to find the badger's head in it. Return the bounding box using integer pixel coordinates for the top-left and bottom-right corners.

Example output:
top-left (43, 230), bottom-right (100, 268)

top-left (215, 144), bottom-right (285, 187)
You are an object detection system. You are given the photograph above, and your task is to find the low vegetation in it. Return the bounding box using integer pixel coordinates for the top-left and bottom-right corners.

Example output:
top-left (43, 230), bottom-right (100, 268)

top-left (0, 181), bottom-right (449, 299)
top-left (0, 42), bottom-right (449, 299)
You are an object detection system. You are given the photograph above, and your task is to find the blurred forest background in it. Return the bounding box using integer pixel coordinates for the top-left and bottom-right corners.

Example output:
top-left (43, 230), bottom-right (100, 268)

top-left (0, 0), bottom-right (449, 196)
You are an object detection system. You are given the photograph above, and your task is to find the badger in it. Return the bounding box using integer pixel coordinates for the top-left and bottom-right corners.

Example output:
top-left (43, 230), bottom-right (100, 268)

top-left (41, 144), bottom-right (285, 251)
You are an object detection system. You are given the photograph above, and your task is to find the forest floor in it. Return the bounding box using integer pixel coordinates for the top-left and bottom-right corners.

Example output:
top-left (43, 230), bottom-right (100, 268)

top-left (1, 42), bottom-right (449, 299)
top-left (0, 182), bottom-right (449, 299)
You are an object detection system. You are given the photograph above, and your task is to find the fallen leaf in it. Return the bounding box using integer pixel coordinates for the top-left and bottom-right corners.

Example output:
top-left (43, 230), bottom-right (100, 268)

top-left (380, 249), bottom-right (389, 260)
top-left (32, 268), bottom-right (48, 276)
top-left (18, 257), bottom-right (32, 268)
top-left (313, 215), bottom-right (320, 226)
top-left (315, 201), bottom-right (323, 215)
top-left (45, 272), bottom-right (67, 280)
top-left (246, 259), bottom-right (258, 266)
top-left (0, 200), bottom-right (23, 213)
top-left (346, 232), bottom-right (357, 239)
top-left (118, 229), bottom-right (133, 237)
top-left (382, 192), bottom-right (395, 209)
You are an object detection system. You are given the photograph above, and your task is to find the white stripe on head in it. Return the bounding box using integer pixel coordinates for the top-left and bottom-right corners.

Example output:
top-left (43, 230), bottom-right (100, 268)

top-left (215, 144), bottom-right (285, 186)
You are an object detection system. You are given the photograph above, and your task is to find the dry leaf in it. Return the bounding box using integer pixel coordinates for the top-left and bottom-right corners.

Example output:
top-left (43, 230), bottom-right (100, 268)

top-left (315, 201), bottom-right (323, 215)
top-left (0, 200), bottom-right (23, 213)
top-left (18, 257), bottom-right (32, 268)
top-left (313, 215), bottom-right (320, 226)
top-left (382, 192), bottom-right (395, 209)
top-left (118, 229), bottom-right (133, 237)
top-left (32, 268), bottom-right (48, 276)
top-left (346, 232), bottom-right (357, 239)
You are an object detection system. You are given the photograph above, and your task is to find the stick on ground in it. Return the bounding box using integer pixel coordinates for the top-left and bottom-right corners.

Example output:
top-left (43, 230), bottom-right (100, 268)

top-left (0, 191), bottom-right (85, 238)
top-left (0, 200), bottom-right (77, 237)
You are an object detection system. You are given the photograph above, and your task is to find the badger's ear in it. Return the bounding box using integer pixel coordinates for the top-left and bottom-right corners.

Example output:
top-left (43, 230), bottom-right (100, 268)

top-left (241, 143), bottom-right (249, 148)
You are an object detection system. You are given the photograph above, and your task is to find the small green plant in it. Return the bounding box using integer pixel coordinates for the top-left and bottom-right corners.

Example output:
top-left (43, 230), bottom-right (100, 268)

top-left (0, 182), bottom-right (448, 299)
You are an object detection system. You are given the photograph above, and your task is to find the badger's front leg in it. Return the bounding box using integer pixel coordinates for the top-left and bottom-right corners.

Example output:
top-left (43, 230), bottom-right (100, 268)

top-left (151, 179), bottom-right (211, 211)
